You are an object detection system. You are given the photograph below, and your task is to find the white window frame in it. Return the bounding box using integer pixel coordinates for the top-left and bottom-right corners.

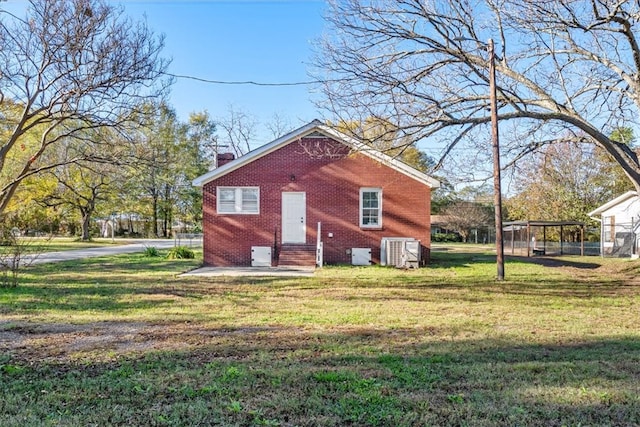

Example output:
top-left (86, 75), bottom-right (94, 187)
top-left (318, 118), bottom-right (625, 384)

top-left (216, 187), bottom-right (260, 214)
top-left (359, 187), bottom-right (382, 228)
top-left (603, 215), bottom-right (615, 242)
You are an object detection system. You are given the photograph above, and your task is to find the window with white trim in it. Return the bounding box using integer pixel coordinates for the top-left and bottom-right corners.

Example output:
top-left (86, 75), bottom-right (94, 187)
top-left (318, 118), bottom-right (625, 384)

top-left (603, 215), bottom-right (615, 242)
top-left (360, 187), bottom-right (382, 227)
top-left (217, 187), bottom-right (259, 214)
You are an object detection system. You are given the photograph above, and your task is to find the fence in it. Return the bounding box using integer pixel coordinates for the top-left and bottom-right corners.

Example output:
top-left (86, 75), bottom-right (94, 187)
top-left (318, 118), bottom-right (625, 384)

top-left (601, 221), bottom-right (638, 258)
top-left (173, 233), bottom-right (203, 248)
top-left (502, 221), bottom-right (596, 256)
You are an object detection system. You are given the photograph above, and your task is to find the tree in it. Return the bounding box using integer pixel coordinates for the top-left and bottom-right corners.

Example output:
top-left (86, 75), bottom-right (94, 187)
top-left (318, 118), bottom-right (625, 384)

top-left (595, 127), bottom-right (637, 197)
top-left (180, 111), bottom-right (217, 228)
top-left (505, 139), bottom-right (635, 223)
top-left (265, 112), bottom-right (293, 140)
top-left (441, 201), bottom-right (493, 243)
top-left (2, 174), bottom-right (62, 235)
top-left (434, 184), bottom-right (494, 242)
top-left (431, 177), bottom-right (456, 214)
top-left (126, 104), bottom-right (215, 237)
top-left (216, 106), bottom-right (258, 157)
top-left (0, 0), bottom-right (168, 217)
top-left (129, 104), bottom-right (187, 237)
top-left (43, 161), bottom-right (119, 241)
top-left (315, 0), bottom-right (640, 191)
top-left (332, 117), bottom-right (435, 172)
top-left (188, 111), bottom-right (219, 173)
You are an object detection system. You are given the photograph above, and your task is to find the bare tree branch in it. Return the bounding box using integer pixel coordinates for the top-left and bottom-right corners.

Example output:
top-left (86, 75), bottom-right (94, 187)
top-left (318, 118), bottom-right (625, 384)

top-left (0, 0), bottom-right (169, 215)
top-left (314, 0), bottom-right (640, 191)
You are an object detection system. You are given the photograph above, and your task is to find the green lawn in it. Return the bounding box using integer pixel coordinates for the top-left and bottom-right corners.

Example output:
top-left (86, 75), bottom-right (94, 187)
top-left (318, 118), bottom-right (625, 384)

top-left (1, 249), bottom-right (639, 426)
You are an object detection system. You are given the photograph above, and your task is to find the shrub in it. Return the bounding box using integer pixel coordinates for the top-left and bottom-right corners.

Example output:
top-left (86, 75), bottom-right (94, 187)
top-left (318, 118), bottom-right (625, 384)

top-left (166, 246), bottom-right (195, 259)
top-left (432, 233), bottom-right (462, 242)
top-left (143, 246), bottom-right (160, 257)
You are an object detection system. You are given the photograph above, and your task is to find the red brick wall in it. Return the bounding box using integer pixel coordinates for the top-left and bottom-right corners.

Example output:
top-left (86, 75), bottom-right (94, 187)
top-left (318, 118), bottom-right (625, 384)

top-left (201, 137), bottom-right (432, 266)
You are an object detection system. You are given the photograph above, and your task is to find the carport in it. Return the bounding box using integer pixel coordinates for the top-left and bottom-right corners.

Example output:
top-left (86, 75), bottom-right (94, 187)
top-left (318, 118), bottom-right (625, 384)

top-left (503, 220), bottom-right (585, 257)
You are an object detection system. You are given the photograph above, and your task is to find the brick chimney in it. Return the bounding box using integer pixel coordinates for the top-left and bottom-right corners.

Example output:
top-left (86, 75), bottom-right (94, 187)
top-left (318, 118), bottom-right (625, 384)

top-left (216, 153), bottom-right (235, 167)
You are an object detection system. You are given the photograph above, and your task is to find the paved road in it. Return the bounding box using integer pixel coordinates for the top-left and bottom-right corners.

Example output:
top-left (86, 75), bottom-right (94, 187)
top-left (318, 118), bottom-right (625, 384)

top-left (25, 239), bottom-right (200, 265)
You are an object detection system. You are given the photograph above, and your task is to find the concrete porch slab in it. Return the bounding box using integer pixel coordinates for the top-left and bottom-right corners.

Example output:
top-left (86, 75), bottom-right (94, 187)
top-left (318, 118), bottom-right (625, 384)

top-left (181, 266), bottom-right (315, 277)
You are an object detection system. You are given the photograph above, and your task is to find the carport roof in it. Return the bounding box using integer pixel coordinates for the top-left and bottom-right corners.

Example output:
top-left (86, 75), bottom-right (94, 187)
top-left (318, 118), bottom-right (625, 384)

top-left (503, 220), bottom-right (585, 229)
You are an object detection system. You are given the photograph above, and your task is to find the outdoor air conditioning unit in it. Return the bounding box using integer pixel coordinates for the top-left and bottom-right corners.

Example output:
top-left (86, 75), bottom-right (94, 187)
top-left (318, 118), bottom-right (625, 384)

top-left (401, 240), bottom-right (421, 269)
top-left (381, 237), bottom-right (421, 268)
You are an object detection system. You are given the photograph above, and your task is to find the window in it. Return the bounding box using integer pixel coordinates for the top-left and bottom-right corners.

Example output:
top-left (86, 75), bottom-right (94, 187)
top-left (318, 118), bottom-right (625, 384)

top-left (360, 188), bottom-right (382, 227)
top-left (603, 215), bottom-right (615, 242)
top-left (217, 187), bottom-right (259, 214)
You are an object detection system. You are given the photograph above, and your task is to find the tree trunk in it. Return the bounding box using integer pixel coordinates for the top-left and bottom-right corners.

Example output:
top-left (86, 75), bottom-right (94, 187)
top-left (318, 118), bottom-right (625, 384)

top-left (152, 193), bottom-right (159, 238)
top-left (162, 183), bottom-right (172, 238)
top-left (80, 210), bottom-right (91, 241)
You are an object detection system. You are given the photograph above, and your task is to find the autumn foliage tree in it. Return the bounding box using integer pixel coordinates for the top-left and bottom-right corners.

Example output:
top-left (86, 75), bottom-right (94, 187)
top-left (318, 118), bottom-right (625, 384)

top-left (505, 140), bottom-right (635, 223)
top-left (332, 117), bottom-right (435, 172)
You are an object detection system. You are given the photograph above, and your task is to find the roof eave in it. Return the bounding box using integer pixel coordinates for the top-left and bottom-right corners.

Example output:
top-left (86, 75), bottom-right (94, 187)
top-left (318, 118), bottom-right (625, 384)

top-left (315, 124), bottom-right (440, 188)
top-left (192, 120), bottom-right (440, 189)
top-left (587, 190), bottom-right (638, 217)
top-left (192, 121), bottom-right (322, 187)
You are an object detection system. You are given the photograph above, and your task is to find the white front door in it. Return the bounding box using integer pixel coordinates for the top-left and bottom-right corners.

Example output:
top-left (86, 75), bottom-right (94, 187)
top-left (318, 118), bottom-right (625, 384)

top-left (282, 192), bottom-right (306, 244)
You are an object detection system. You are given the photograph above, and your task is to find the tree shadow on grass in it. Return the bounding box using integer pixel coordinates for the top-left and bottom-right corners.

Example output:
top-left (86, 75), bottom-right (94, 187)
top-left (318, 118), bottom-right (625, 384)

top-left (1, 324), bottom-right (639, 426)
top-left (429, 250), bottom-right (498, 269)
top-left (430, 250), bottom-right (604, 270)
top-left (509, 255), bottom-right (602, 270)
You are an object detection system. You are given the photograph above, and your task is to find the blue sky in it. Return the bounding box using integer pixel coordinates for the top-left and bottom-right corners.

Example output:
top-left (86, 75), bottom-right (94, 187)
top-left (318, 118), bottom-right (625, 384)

top-left (4, 0), bottom-right (327, 145)
top-left (123, 0), bottom-right (327, 145)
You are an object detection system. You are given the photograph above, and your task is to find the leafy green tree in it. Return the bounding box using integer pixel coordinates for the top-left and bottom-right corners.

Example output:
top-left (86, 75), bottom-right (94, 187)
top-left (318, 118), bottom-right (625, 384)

top-left (128, 104), bottom-right (186, 237)
top-left (430, 177), bottom-right (456, 214)
top-left (182, 111), bottom-right (217, 228)
top-left (42, 162), bottom-right (119, 241)
top-left (127, 104), bottom-right (215, 237)
top-left (32, 126), bottom-right (135, 240)
top-left (2, 172), bottom-right (61, 234)
top-left (594, 128), bottom-right (637, 198)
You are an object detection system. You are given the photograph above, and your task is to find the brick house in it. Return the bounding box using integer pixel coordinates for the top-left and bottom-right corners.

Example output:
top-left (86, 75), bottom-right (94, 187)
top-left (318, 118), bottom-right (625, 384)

top-left (192, 120), bottom-right (440, 267)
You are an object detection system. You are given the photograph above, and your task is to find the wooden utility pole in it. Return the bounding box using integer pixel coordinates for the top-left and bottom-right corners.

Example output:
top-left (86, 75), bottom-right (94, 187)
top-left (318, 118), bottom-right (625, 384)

top-left (488, 38), bottom-right (505, 280)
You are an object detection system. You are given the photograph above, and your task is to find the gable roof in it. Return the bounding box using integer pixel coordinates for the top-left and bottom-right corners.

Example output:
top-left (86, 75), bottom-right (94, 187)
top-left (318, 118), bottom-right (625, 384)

top-left (587, 191), bottom-right (638, 217)
top-left (192, 120), bottom-right (440, 188)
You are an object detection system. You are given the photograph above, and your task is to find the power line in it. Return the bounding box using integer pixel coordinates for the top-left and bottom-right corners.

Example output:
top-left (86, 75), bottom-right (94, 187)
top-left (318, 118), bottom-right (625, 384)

top-left (163, 72), bottom-right (319, 87)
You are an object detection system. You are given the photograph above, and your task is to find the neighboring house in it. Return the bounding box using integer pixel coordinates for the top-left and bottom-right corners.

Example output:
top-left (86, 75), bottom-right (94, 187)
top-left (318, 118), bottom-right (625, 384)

top-left (588, 191), bottom-right (640, 257)
top-left (430, 215), bottom-right (455, 235)
top-left (192, 120), bottom-right (440, 267)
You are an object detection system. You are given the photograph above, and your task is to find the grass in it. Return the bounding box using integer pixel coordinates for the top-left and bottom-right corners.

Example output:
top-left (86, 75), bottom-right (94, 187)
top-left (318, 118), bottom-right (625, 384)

top-left (1, 248), bottom-right (639, 426)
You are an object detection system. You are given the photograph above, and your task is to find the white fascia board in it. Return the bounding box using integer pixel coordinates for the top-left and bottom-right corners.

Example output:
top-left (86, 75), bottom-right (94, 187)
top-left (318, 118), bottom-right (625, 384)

top-left (192, 120), bottom-right (441, 189)
top-left (315, 124), bottom-right (440, 188)
top-left (587, 191), bottom-right (638, 217)
top-left (192, 121), bottom-right (321, 187)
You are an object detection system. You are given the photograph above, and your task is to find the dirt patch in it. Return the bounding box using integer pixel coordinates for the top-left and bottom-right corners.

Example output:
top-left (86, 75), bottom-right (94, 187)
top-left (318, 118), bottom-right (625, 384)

top-left (0, 320), bottom-right (292, 363)
top-left (1, 321), bottom-right (174, 362)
